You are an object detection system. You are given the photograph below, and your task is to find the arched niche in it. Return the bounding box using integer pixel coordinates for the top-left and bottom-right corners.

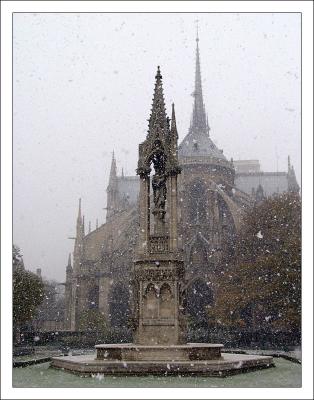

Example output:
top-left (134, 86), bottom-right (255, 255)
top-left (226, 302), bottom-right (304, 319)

top-left (159, 283), bottom-right (174, 318)
top-left (143, 283), bottom-right (158, 319)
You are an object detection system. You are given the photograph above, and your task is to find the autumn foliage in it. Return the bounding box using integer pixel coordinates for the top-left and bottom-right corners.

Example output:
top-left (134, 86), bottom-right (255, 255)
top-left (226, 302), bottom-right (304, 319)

top-left (13, 245), bottom-right (45, 330)
top-left (209, 193), bottom-right (301, 333)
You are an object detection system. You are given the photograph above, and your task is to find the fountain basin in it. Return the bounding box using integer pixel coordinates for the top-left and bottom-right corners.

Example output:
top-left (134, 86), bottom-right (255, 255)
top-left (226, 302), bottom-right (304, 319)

top-left (51, 350), bottom-right (274, 377)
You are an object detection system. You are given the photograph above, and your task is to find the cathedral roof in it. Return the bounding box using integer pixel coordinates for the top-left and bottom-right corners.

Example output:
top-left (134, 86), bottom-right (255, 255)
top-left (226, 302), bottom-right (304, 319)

top-left (178, 131), bottom-right (226, 160)
top-left (178, 31), bottom-right (227, 163)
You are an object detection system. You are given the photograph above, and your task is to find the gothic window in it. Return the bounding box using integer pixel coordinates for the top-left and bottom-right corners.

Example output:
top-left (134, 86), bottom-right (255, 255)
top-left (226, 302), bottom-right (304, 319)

top-left (189, 237), bottom-right (208, 274)
top-left (88, 285), bottom-right (99, 309)
top-left (216, 195), bottom-right (236, 254)
top-left (109, 283), bottom-right (130, 328)
top-left (188, 179), bottom-right (207, 223)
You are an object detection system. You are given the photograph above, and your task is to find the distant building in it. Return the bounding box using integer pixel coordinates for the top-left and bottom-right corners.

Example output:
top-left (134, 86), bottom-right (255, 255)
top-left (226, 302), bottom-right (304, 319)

top-left (234, 156), bottom-right (299, 198)
top-left (64, 33), bottom-right (299, 333)
top-left (233, 160), bottom-right (261, 173)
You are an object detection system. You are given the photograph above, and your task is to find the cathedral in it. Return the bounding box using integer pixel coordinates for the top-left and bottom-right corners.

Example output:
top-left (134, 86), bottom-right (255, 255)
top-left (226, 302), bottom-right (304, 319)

top-left (64, 34), bottom-right (299, 333)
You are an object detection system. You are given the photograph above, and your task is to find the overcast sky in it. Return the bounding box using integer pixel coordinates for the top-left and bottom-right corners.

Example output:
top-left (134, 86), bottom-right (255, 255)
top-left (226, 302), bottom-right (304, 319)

top-left (13, 13), bottom-right (301, 281)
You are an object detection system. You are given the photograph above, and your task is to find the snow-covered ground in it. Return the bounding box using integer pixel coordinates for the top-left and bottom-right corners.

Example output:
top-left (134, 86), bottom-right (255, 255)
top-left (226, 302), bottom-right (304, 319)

top-left (225, 348), bottom-right (302, 362)
top-left (13, 358), bottom-right (301, 388)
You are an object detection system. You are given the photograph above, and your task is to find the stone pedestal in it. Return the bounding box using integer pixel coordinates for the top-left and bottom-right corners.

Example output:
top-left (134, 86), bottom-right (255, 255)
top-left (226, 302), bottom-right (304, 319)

top-left (95, 343), bottom-right (223, 361)
top-left (132, 254), bottom-right (185, 346)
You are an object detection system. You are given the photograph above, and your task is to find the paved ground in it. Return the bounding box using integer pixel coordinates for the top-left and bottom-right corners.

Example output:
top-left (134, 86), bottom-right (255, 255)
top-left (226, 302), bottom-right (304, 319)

top-left (225, 348), bottom-right (301, 362)
top-left (12, 357), bottom-right (301, 388)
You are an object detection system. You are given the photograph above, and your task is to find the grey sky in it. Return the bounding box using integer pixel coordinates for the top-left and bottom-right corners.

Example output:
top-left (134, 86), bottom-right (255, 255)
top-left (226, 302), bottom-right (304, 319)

top-left (13, 13), bottom-right (301, 281)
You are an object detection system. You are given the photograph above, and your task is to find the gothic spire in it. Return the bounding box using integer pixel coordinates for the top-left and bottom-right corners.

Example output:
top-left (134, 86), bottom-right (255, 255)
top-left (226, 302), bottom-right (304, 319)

top-left (190, 29), bottom-right (209, 137)
top-left (66, 253), bottom-right (72, 271)
top-left (66, 253), bottom-right (72, 277)
top-left (75, 198), bottom-right (84, 259)
top-left (77, 198), bottom-right (82, 223)
top-left (109, 151), bottom-right (117, 182)
top-left (148, 66), bottom-right (168, 136)
top-left (76, 198), bottom-right (83, 237)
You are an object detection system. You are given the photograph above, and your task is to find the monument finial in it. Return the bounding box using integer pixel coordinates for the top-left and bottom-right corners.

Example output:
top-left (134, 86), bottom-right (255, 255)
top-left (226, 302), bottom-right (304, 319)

top-left (148, 66), bottom-right (168, 134)
top-left (155, 65), bottom-right (162, 80)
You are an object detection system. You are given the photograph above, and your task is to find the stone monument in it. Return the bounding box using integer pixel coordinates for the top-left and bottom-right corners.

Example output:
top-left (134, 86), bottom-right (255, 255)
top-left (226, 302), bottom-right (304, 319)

top-left (132, 66), bottom-right (185, 347)
top-left (52, 67), bottom-right (274, 376)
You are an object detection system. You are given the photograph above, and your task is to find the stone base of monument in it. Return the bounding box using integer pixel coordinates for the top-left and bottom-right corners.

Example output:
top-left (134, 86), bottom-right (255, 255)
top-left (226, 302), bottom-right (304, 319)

top-left (51, 343), bottom-right (274, 377)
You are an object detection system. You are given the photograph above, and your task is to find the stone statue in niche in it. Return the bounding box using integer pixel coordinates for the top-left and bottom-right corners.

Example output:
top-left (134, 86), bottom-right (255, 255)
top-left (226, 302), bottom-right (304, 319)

top-left (150, 147), bottom-right (167, 221)
top-left (152, 172), bottom-right (167, 217)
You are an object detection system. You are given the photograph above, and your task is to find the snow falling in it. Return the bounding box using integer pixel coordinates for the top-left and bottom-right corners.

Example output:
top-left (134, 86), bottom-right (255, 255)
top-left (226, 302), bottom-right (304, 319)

top-left (11, 11), bottom-right (302, 391)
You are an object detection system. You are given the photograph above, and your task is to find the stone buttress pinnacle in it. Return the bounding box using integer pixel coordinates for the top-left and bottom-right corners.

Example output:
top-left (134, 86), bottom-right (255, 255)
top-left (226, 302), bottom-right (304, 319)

top-left (171, 103), bottom-right (178, 139)
top-left (68, 253), bottom-right (71, 267)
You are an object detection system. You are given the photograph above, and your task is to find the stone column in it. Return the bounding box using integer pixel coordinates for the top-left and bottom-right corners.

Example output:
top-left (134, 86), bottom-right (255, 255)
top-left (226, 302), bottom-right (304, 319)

top-left (137, 175), bottom-right (150, 255)
top-left (169, 174), bottom-right (178, 251)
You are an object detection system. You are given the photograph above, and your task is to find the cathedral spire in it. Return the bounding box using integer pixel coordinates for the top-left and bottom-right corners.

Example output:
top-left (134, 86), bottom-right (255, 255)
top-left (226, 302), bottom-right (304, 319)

top-left (76, 198), bottom-right (83, 238)
top-left (109, 151), bottom-right (117, 183)
top-left (77, 198), bottom-right (82, 224)
top-left (148, 66), bottom-right (168, 135)
top-left (190, 28), bottom-right (209, 137)
top-left (106, 151), bottom-right (119, 222)
top-left (74, 198), bottom-right (84, 274)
